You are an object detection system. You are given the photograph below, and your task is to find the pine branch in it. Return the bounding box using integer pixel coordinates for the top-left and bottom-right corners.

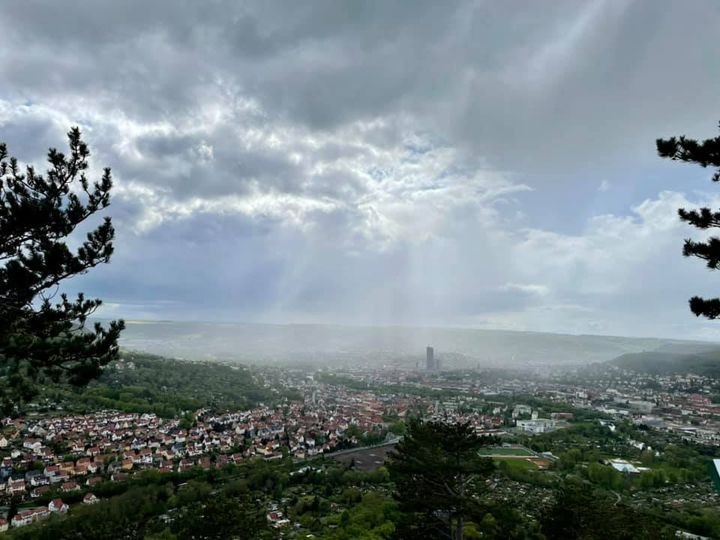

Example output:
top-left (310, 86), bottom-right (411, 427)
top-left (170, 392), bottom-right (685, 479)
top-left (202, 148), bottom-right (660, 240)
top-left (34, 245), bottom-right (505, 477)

top-left (689, 296), bottom-right (720, 319)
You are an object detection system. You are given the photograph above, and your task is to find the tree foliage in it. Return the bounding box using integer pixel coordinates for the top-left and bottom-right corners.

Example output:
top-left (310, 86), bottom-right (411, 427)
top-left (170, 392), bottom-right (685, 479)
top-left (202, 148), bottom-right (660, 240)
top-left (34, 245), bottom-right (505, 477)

top-left (387, 419), bottom-right (495, 540)
top-left (40, 353), bottom-right (275, 417)
top-left (0, 128), bottom-right (123, 412)
top-left (171, 491), bottom-right (267, 539)
top-left (541, 482), bottom-right (668, 540)
top-left (657, 123), bottom-right (720, 318)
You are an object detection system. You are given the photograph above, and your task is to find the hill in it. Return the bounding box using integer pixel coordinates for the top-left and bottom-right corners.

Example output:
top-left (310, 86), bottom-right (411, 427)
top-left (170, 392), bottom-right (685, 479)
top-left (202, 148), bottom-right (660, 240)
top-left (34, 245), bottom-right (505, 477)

top-left (34, 352), bottom-right (281, 417)
top-left (609, 349), bottom-right (720, 377)
top-left (115, 320), bottom-right (713, 369)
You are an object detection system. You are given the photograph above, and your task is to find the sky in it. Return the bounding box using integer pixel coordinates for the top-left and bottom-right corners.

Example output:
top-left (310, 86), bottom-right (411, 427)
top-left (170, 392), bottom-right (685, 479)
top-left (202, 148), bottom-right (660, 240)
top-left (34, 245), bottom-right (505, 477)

top-left (2, 0), bottom-right (720, 339)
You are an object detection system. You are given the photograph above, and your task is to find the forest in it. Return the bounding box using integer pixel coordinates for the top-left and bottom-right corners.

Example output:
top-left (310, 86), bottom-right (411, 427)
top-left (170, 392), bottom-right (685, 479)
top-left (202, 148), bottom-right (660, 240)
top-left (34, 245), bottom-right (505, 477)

top-left (29, 353), bottom-right (294, 418)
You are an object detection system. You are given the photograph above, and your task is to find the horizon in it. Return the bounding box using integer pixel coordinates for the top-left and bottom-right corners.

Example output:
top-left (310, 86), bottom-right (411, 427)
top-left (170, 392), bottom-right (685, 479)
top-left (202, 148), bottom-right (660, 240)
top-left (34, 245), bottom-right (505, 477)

top-left (114, 317), bottom-right (720, 344)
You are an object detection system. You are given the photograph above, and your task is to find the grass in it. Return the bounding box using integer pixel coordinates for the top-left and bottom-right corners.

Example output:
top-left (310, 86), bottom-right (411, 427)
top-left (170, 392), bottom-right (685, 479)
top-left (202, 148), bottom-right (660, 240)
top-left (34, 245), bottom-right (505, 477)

top-left (495, 458), bottom-right (539, 471)
top-left (478, 446), bottom-right (534, 457)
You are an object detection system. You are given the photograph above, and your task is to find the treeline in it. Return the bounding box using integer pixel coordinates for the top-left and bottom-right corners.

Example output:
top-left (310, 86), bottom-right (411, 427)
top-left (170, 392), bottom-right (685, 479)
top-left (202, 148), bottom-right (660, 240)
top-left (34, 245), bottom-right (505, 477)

top-left (610, 350), bottom-right (720, 377)
top-left (33, 353), bottom-right (282, 417)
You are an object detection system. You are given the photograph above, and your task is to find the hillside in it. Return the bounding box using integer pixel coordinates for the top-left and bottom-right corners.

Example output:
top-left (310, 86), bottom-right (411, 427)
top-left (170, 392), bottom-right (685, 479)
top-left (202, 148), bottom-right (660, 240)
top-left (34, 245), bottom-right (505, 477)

top-left (116, 320), bottom-right (713, 369)
top-left (34, 352), bottom-right (280, 417)
top-left (609, 349), bottom-right (720, 377)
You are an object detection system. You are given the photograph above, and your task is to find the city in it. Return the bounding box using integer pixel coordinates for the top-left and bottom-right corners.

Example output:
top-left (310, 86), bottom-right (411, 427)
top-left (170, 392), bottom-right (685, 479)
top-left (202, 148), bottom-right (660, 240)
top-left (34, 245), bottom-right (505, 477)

top-left (1, 346), bottom-right (719, 536)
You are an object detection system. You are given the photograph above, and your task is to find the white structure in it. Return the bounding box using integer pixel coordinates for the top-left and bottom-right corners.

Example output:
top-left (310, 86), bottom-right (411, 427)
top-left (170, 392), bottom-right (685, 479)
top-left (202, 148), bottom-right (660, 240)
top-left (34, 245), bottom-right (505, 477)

top-left (516, 418), bottom-right (554, 434)
top-left (609, 459), bottom-right (640, 474)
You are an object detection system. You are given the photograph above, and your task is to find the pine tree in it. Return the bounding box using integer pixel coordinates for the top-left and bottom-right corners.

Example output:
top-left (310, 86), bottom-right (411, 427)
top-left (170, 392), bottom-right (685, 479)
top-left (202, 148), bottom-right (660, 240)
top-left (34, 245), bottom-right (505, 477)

top-left (387, 419), bottom-right (495, 540)
top-left (0, 127), bottom-right (124, 413)
top-left (657, 123), bottom-right (720, 319)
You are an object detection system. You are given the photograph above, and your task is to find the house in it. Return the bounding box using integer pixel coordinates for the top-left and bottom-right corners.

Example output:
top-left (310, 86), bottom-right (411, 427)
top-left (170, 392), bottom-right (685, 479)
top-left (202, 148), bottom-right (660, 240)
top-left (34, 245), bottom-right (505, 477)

top-left (86, 476), bottom-right (103, 487)
top-left (266, 511), bottom-right (290, 528)
top-left (61, 481), bottom-right (80, 492)
top-left (7, 478), bottom-right (26, 495)
top-left (0, 518), bottom-right (8, 532)
top-left (25, 470), bottom-right (46, 486)
top-left (49, 498), bottom-right (69, 513)
top-left (49, 473), bottom-right (69, 484)
top-left (71, 441), bottom-right (85, 453)
top-left (11, 512), bottom-right (31, 528)
top-left (11, 507), bottom-right (49, 527)
top-left (177, 459), bottom-right (194, 472)
top-left (83, 492), bottom-right (99, 505)
top-left (31, 485), bottom-right (51, 498)
top-left (22, 439), bottom-right (42, 451)
top-left (30, 473), bottom-right (49, 487)
top-left (111, 472), bottom-right (128, 482)
top-left (0, 436), bottom-right (8, 448)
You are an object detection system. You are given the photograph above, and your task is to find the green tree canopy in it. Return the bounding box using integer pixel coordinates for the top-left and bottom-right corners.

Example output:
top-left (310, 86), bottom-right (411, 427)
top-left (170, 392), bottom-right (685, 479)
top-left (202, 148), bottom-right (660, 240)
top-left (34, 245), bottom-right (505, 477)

top-left (541, 482), bottom-right (667, 539)
top-left (387, 419), bottom-right (495, 540)
top-left (0, 127), bottom-right (124, 412)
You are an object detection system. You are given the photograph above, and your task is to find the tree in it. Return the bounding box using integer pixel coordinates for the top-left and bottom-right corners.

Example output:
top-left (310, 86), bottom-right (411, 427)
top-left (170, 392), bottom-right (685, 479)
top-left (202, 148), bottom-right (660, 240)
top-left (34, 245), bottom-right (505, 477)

top-left (657, 124), bottom-right (720, 318)
top-left (172, 493), bottom-right (268, 539)
top-left (0, 127), bottom-right (124, 413)
top-left (387, 419), bottom-right (495, 540)
top-left (541, 482), bottom-right (667, 539)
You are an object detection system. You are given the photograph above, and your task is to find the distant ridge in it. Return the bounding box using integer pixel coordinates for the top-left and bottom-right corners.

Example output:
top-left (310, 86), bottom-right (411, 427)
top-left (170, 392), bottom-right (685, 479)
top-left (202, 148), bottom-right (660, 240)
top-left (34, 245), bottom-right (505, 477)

top-left (114, 320), bottom-right (713, 369)
top-left (609, 348), bottom-right (720, 377)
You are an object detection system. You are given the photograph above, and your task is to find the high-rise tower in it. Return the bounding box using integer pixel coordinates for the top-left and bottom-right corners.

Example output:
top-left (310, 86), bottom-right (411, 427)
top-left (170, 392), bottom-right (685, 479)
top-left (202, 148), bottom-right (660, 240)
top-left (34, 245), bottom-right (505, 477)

top-left (426, 346), bottom-right (435, 371)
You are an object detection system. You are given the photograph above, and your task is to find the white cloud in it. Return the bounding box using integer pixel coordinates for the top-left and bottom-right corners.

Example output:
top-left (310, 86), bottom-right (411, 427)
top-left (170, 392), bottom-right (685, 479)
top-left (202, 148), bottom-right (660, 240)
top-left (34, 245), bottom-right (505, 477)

top-left (502, 283), bottom-right (550, 296)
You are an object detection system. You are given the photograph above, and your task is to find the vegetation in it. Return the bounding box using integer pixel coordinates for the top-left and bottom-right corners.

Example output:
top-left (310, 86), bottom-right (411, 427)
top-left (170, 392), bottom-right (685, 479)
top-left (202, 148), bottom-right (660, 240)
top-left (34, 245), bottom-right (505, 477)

top-left (0, 128), bottom-right (124, 413)
top-left (610, 349), bottom-right (720, 377)
top-left (6, 464), bottom-right (271, 540)
top-left (388, 420), bottom-right (495, 540)
top-left (34, 353), bottom-right (276, 417)
top-left (541, 482), bottom-right (668, 539)
top-left (657, 122), bottom-right (720, 319)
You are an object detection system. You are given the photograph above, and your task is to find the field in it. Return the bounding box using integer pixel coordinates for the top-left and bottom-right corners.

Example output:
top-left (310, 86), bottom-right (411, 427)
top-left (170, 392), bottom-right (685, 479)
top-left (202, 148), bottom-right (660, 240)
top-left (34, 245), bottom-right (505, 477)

top-left (478, 446), bottom-right (535, 457)
top-left (495, 458), bottom-right (540, 471)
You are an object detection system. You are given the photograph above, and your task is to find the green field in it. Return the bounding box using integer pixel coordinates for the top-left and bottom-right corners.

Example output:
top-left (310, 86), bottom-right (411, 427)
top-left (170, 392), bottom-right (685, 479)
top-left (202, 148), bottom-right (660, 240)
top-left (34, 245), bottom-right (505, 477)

top-left (478, 446), bottom-right (534, 457)
top-left (495, 458), bottom-right (539, 471)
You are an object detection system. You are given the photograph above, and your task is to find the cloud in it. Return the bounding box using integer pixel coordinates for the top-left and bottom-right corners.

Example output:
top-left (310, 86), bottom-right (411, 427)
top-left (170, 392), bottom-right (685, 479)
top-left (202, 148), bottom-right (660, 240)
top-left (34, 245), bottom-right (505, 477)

top-left (502, 283), bottom-right (551, 297)
top-left (2, 1), bottom-right (720, 338)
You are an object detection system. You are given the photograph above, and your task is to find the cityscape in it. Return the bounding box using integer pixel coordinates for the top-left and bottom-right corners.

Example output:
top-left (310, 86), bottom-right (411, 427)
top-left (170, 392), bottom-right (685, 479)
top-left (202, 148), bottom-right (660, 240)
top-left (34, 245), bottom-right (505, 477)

top-left (1, 345), bottom-right (719, 536)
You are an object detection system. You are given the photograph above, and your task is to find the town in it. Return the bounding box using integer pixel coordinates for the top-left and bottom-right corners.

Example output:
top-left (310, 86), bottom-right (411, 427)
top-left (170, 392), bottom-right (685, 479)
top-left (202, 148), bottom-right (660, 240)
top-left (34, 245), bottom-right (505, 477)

top-left (1, 350), bottom-right (719, 535)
